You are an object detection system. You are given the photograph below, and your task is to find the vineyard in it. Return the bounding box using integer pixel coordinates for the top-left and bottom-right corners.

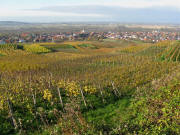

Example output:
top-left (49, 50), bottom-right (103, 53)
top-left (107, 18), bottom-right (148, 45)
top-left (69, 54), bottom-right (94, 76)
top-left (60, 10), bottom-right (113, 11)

top-left (0, 40), bottom-right (179, 135)
top-left (23, 44), bottom-right (51, 54)
top-left (161, 42), bottom-right (180, 62)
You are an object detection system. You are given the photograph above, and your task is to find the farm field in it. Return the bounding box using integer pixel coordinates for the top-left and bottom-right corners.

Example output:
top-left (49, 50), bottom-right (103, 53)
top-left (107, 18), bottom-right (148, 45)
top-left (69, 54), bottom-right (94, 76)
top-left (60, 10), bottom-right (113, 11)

top-left (0, 40), bottom-right (179, 135)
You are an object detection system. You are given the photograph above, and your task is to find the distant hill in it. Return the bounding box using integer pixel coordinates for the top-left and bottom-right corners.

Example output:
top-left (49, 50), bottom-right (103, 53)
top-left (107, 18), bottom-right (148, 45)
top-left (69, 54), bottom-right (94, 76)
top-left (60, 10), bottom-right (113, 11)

top-left (0, 21), bottom-right (29, 26)
top-left (0, 21), bottom-right (180, 33)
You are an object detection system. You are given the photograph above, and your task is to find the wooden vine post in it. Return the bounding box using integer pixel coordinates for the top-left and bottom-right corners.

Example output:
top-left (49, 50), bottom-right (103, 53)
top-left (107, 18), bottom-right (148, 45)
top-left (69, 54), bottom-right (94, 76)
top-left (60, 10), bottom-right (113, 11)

top-left (80, 87), bottom-right (87, 108)
top-left (7, 98), bottom-right (18, 130)
top-left (99, 85), bottom-right (105, 103)
top-left (111, 81), bottom-right (121, 97)
top-left (57, 87), bottom-right (64, 110)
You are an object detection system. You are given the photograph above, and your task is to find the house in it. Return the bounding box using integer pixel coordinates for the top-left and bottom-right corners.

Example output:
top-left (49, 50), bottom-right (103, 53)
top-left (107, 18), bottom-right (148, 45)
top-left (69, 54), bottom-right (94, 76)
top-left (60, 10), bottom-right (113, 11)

top-left (0, 40), bottom-right (5, 44)
top-left (19, 39), bottom-right (25, 43)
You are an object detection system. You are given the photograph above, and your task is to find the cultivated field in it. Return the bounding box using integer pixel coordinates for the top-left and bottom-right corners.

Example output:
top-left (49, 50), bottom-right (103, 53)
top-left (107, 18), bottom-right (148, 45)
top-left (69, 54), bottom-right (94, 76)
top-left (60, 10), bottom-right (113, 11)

top-left (0, 40), bottom-right (179, 135)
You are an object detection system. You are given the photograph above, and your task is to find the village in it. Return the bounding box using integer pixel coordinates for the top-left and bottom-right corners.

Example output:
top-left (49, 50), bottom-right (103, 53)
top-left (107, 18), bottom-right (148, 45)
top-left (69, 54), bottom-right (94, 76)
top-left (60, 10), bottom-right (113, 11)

top-left (0, 29), bottom-right (180, 44)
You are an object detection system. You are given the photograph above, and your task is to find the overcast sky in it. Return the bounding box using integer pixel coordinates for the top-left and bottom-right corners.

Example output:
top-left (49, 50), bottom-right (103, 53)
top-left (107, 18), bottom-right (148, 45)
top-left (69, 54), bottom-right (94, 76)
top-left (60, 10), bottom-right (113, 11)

top-left (0, 0), bottom-right (180, 23)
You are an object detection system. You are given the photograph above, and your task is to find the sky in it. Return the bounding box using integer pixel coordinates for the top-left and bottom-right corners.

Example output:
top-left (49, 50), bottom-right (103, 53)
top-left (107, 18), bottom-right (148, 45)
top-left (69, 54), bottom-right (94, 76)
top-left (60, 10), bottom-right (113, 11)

top-left (0, 0), bottom-right (180, 23)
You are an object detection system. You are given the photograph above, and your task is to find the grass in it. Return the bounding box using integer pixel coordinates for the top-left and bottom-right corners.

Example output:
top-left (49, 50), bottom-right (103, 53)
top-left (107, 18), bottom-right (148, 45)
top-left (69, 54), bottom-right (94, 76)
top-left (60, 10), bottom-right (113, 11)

top-left (43, 44), bottom-right (77, 52)
top-left (78, 44), bottom-right (98, 49)
top-left (0, 53), bottom-right (5, 56)
top-left (84, 97), bottom-right (131, 129)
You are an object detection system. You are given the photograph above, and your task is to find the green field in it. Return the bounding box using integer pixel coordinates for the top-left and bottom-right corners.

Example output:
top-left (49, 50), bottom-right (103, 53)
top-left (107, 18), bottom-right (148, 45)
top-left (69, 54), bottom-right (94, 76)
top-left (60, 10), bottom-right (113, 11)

top-left (0, 40), bottom-right (179, 135)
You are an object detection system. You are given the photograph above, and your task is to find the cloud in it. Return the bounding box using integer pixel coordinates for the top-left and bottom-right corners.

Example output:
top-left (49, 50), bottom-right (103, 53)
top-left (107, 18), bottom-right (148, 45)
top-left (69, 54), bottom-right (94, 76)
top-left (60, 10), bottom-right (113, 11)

top-left (26, 5), bottom-right (180, 23)
top-left (84, 0), bottom-right (180, 9)
top-left (0, 8), bottom-right (104, 18)
top-left (46, 0), bottom-right (180, 9)
top-left (34, 4), bottom-right (180, 17)
top-left (1, 0), bottom-right (180, 23)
